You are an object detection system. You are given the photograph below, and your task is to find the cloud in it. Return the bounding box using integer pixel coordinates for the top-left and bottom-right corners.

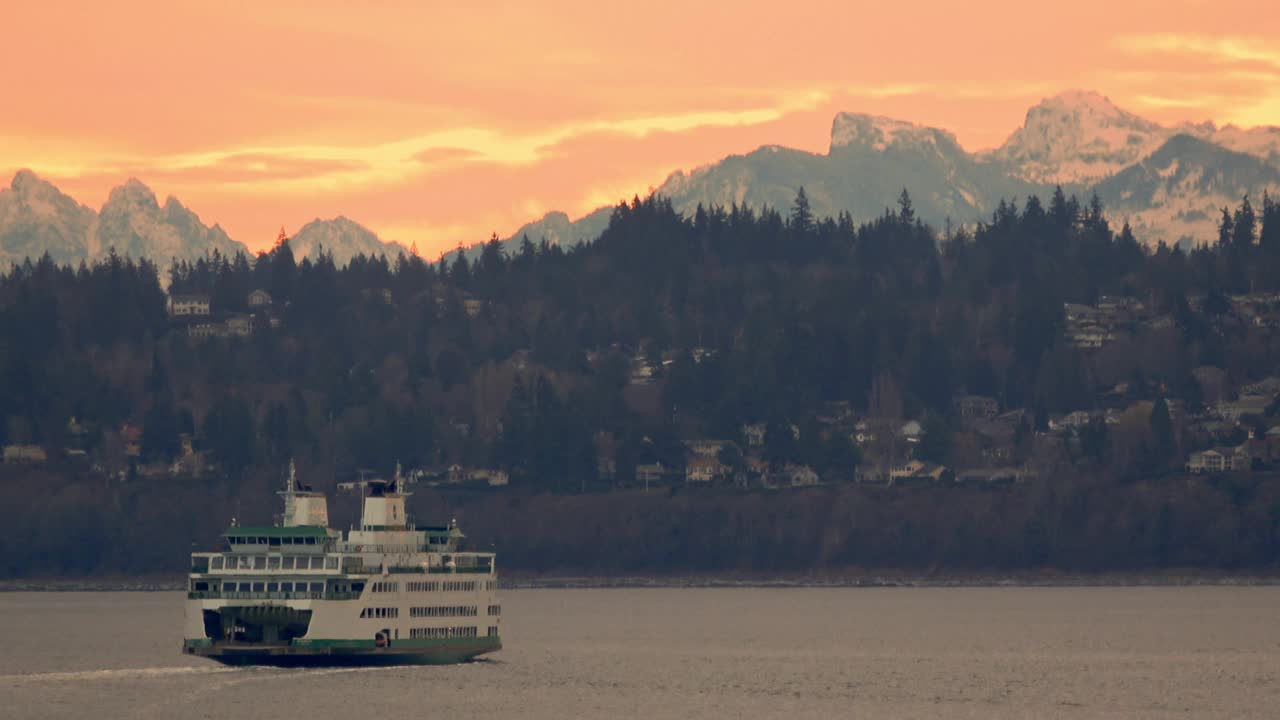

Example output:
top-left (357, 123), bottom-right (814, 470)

top-left (843, 81), bottom-right (1056, 101)
top-left (1113, 33), bottom-right (1280, 71)
top-left (11, 89), bottom-right (831, 196)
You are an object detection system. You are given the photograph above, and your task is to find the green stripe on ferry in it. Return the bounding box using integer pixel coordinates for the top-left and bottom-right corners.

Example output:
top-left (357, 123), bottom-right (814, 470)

top-left (293, 637), bottom-right (500, 649)
top-left (224, 526), bottom-right (330, 538)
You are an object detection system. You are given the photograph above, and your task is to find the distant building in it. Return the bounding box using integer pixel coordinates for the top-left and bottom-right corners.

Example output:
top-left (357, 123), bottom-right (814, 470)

top-left (1186, 446), bottom-right (1250, 474)
top-left (889, 460), bottom-right (952, 485)
top-left (684, 439), bottom-right (731, 458)
top-left (468, 469), bottom-right (509, 487)
top-left (956, 395), bottom-right (999, 421)
top-left (741, 423), bottom-right (767, 447)
top-left (3, 444), bottom-right (47, 464)
top-left (1215, 395), bottom-right (1273, 422)
top-left (247, 289), bottom-right (273, 307)
top-left (784, 464), bottom-right (820, 487)
top-left (169, 294), bottom-right (210, 317)
top-left (224, 314), bottom-right (253, 337)
top-left (635, 462), bottom-right (667, 484)
top-left (685, 456), bottom-right (725, 484)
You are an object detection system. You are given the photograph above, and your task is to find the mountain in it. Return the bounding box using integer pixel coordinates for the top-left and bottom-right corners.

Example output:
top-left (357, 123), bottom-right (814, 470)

top-left (1095, 134), bottom-right (1280, 246)
top-left (90, 178), bottom-right (247, 262)
top-left (288, 216), bottom-right (412, 265)
top-left (492, 90), bottom-right (1280, 253)
top-left (981, 90), bottom-right (1167, 185)
top-left (0, 170), bottom-right (96, 266)
top-left (0, 171), bottom-right (249, 268)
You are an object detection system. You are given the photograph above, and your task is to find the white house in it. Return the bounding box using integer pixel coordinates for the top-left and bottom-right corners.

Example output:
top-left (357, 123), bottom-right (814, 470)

top-left (169, 294), bottom-right (210, 316)
top-left (247, 289), bottom-right (273, 307)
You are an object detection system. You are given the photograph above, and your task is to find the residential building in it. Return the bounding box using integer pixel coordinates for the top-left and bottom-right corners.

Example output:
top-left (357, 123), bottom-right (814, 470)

top-left (169, 294), bottom-right (210, 316)
top-left (741, 423), bottom-right (767, 447)
top-left (1186, 446), bottom-right (1251, 473)
top-left (635, 462), bottom-right (667, 484)
top-left (3, 444), bottom-right (47, 463)
top-left (247, 289), bottom-right (273, 307)
top-left (956, 395), bottom-right (999, 421)
top-left (1216, 395), bottom-right (1273, 422)
top-left (685, 456), bottom-right (725, 483)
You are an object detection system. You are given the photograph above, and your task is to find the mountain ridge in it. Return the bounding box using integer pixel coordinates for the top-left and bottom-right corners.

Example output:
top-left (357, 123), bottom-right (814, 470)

top-left (500, 90), bottom-right (1280, 254)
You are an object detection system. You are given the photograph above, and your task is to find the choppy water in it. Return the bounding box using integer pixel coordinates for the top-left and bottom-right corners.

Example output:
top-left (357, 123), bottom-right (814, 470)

top-left (1, 587), bottom-right (1278, 719)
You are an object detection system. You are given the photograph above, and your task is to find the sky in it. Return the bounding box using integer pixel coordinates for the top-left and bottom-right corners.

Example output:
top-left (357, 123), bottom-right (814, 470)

top-left (4, 0), bottom-right (1280, 257)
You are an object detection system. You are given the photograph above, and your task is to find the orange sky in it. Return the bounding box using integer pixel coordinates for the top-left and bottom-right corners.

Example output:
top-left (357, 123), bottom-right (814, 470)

top-left (4, 1), bottom-right (1280, 257)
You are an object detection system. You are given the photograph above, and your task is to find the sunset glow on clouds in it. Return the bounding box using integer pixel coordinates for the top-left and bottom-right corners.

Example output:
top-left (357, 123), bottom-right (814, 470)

top-left (4, 1), bottom-right (1279, 256)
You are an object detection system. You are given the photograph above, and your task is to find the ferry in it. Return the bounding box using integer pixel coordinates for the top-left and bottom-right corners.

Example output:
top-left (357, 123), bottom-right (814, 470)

top-left (182, 463), bottom-right (501, 666)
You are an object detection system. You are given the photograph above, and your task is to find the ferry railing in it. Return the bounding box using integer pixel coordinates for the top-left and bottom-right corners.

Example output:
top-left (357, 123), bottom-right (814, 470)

top-left (186, 591), bottom-right (363, 601)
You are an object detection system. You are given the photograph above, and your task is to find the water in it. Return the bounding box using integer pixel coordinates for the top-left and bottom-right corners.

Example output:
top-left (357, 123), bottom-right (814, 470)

top-left (1, 587), bottom-right (1278, 718)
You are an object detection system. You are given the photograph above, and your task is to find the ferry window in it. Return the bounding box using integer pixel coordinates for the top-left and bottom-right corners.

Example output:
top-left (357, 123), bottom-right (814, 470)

top-left (193, 581), bottom-right (208, 592)
top-left (267, 582), bottom-right (279, 592)
top-left (325, 556), bottom-right (338, 569)
top-left (252, 582), bottom-right (265, 592)
top-left (238, 556), bottom-right (252, 569)
top-left (267, 556), bottom-right (281, 570)
top-left (281, 557), bottom-right (294, 570)
top-left (257, 537), bottom-right (267, 545)
top-left (268, 537), bottom-right (281, 546)
top-left (305, 537), bottom-right (316, 545)
top-left (210, 557), bottom-right (224, 570)
top-left (253, 556), bottom-right (266, 570)
top-left (222, 583), bottom-right (234, 592)
top-left (309, 582), bottom-right (324, 593)
top-left (280, 582), bottom-right (292, 592)
top-left (310, 557), bottom-right (325, 569)
top-left (352, 582), bottom-right (365, 593)
top-left (238, 582), bottom-right (251, 592)
top-left (246, 537), bottom-right (256, 545)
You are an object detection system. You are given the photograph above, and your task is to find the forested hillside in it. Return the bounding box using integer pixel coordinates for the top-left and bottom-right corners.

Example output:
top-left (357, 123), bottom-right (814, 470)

top-left (3, 188), bottom-right (1280, 577)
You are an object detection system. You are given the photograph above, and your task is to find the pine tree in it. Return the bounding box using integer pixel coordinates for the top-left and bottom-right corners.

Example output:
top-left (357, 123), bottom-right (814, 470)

top-left (1218, 207), bottom-right (1234, 246)
top-left (1259, 192), bottom-right (1280, 252)
top-left (1232, 195), bottom-right (1256, 247)
top-left (789, 187), bottom-right (814, 237)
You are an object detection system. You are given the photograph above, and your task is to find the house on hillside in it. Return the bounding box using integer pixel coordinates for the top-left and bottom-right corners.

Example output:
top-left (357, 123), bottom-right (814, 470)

top-left (889, 459), bottom-right (952, 485)
top-left (247, 289), bottom-right (272, 307)
top-left (635, 462), bottom-right (667, 485)
top-left (956, 395), bottom-right (999, 421)
top-left (685, 439), bottom-right (732, 458)
top-left (685, 456), bottom-right (725, 484)
top-left (784, 464), bottom-right (820, 487)
top-left (3, 444), bottom-right (47, 463)
top-left (741, 423), bottom-right (767, 447)
top-left (1215, 395), bottom-right (1273, 422)
top-left (169, 294), bottom-right (210, 317)
top-left (225, 314), bottom-right (253, 337)
top-left (1186, 446), bottom-right (1251, 473)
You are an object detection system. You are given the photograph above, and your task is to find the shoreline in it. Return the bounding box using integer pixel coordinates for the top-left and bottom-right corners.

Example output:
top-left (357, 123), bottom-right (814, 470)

top-left (4, 570), bottom-right (1280, 592)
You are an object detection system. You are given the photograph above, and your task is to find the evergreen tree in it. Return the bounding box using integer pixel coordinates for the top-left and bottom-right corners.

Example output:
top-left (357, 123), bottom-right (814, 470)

top-left (789, 186), bottom-right (814, 238)
top-left (1232, 195), bottom-right (1257, 248)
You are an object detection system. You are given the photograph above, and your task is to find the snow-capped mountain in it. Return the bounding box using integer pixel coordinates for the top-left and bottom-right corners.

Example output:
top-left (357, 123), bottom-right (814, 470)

top-left (981, 90), bottom-right (1168, 185)
top-left (495, 90), bottom-right (1280, 252)
top-left (1095, 134), bottom-right (1280, 246)
top-left (0, 170), bottom-right (96, 266)
top-left (289, 216), bottom-right (412, 266)
top-left (0, 171), bottom-right (249, 268)
top-left (90, 178), bottom-right (247, 262)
